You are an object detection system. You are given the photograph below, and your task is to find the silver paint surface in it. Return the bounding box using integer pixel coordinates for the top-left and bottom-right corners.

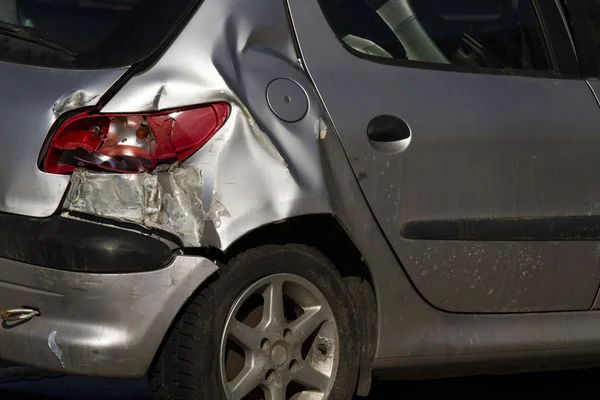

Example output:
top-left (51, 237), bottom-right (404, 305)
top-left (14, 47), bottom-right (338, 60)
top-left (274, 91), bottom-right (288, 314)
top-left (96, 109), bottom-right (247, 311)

top-left (0, 61), bottom-right (126, 217)
top-left (287, 0), bottom-right (600, 313)
top-left (266, 78), bottom-right (309, 122)
top-left (0, 255), bottom-right (218, 376)
top-left (317, 78), bottom-right (600, 368)
top-left (95, 0), bottom-right (332, 250)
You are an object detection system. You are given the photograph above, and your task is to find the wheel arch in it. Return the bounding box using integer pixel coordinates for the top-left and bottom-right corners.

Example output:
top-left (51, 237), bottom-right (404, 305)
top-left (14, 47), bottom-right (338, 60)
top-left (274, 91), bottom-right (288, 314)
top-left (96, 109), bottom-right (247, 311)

top-left (185, 213), bottom-right (379, 396)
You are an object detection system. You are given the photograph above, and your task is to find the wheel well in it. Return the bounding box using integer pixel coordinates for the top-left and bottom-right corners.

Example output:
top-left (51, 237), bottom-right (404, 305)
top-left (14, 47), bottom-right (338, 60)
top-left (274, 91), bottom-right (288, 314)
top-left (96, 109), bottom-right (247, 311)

top-left (222, 214), bottom-right (373, 286)
top-left (224, 214), bottom-right (377, 396)
top-left (182, 214), bottom-right (378, 396)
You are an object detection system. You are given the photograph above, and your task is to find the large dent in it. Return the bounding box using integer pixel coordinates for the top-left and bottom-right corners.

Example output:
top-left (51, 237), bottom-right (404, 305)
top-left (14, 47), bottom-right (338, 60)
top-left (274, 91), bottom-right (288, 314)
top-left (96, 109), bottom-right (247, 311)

top-left (80, 0), bottom-right (332, 250)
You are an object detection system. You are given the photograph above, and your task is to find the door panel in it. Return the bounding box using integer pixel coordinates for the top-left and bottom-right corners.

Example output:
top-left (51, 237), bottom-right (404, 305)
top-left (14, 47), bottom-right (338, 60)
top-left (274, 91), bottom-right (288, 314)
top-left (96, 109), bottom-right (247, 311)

top-left (288, 0), bottom-right (600, 312)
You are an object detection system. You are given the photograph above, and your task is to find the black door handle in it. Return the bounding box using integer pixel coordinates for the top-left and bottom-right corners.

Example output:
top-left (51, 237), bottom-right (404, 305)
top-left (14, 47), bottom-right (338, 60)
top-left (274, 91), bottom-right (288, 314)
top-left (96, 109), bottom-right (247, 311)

top-left (367, 115), bottom-right (411, 142)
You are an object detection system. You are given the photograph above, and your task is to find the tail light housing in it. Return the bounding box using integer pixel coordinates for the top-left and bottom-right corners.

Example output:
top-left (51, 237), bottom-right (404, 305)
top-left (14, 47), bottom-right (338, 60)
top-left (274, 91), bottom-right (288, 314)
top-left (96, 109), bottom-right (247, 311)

top-left (43, 103), bottom-right (229, 174)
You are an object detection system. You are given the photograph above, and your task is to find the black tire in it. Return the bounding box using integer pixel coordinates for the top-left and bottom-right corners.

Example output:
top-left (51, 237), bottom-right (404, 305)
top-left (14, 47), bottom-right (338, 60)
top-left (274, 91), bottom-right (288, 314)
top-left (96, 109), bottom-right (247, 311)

top-left (150, 244), bottom-right (360, 400)
top-left (149, 318), bottom-right (181, 400)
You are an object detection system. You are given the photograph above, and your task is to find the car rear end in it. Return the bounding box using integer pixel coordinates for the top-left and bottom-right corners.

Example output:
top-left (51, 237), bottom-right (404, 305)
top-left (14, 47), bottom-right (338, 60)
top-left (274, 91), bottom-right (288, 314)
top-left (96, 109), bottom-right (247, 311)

top-left (0, 3), bottom-right (347, 399)
top-left (0, 0), bottom-right (223, 376)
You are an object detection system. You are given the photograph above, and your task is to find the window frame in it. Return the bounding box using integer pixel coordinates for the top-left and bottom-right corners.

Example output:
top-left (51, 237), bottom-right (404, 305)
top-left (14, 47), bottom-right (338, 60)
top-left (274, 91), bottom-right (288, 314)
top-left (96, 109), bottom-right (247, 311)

top-left (318, 0), bottom-right (580, 79)
top-left (0, 0), bottom-right (203, 70)
top-left (561, 0), bottom-right (600, 78)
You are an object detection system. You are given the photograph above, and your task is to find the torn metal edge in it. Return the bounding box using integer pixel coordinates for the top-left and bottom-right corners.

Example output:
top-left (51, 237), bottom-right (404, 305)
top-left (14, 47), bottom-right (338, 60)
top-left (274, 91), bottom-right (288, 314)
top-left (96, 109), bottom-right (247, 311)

top-left (66, 165), bottom-right (206, 247)
top-left (53, 90), bottom-right (100, 118)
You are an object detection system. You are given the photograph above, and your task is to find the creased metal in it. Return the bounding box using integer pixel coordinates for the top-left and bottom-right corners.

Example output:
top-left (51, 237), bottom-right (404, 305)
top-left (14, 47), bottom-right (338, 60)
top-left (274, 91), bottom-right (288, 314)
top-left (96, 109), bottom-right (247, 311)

top-left (52, 89), bottom-right (100, 117)
top-left (67, 166), bottom-right (205, 247)
top-left (87, 0), bottom-right (332, 250)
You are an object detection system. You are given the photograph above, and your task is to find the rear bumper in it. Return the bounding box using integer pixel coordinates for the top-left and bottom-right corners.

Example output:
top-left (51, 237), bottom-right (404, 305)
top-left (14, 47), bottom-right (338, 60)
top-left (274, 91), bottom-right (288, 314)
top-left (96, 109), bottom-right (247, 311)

top-left (0, 213), bottom-right (174, 273)
top-left (0, 255), bottom-right (218, 377)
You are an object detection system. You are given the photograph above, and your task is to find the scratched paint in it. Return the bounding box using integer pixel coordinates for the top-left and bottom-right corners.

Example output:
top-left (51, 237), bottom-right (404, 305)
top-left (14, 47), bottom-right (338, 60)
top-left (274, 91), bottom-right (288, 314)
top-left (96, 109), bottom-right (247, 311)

top-left (47, 331), bottom-right (64, 368)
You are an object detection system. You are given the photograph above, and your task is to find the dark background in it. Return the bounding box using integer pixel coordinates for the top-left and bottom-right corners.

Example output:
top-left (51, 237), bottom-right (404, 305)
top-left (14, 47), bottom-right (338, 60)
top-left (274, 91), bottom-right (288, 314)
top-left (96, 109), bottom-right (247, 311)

top-left (0, 369), bottom-right (598, 399)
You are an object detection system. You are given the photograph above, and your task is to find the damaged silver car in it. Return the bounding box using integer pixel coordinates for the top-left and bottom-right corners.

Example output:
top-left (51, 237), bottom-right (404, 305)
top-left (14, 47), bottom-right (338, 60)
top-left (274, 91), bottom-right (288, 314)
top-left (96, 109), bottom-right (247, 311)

top-left (4, 0), bottom-right (600, 399)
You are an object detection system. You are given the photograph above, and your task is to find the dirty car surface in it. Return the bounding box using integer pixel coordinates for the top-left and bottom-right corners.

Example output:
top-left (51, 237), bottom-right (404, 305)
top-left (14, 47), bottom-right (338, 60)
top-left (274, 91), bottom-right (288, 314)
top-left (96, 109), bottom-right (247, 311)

top-left (4, 0), bottom-right (600, 399)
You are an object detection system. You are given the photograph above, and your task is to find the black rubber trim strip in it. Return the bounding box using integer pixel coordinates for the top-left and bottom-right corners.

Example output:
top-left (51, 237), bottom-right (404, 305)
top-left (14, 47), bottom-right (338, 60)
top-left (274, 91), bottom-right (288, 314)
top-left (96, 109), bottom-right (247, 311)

top-left (562, 0), bottom-right (600, 78)
top-left (536, 0), bottom-right (580, 76)
top-left (0, 213), bottom-right (173, 273)
top-left (400, 217), bottom-right (600, 241)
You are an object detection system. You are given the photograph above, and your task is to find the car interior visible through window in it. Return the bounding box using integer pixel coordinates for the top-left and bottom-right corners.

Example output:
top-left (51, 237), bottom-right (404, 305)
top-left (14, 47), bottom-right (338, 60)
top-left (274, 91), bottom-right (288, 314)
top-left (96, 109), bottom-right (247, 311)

top-left (319, 0), bottom-right (552, 72)
top-left (585, 0), bottom-right (600, 65)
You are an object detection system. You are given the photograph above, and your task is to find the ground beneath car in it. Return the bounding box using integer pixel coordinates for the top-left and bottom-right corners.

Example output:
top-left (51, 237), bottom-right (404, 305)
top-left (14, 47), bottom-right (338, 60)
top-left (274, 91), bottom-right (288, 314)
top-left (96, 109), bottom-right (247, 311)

top-left (0, 369), bottom-right (597, 399)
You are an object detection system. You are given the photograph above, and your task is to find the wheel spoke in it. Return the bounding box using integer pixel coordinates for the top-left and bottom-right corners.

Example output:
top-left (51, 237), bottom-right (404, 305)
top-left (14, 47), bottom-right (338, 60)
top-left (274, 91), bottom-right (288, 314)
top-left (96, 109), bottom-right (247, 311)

top-left (229, 320), bottom-right (263, 350)
top-left (263, 279), bottom-right (285, 327)
top-left (223, 273), bottom-right (338, 400)
top-left (265, 383), bottom-right (287, 400)
top-left (292, 362), bottom-right (329, 392)
top-left (288, 306), bottom-right (327, 343)
top-left (229, 364), bottom-right (264, 400)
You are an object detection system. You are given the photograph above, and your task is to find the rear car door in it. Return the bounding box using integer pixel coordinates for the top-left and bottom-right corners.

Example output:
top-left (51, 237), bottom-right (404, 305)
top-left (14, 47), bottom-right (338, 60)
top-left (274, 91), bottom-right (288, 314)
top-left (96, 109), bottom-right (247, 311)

top-left (288, 0), bottom-right (600, 313)
top-left (563, 0), bottom-right (600, 310)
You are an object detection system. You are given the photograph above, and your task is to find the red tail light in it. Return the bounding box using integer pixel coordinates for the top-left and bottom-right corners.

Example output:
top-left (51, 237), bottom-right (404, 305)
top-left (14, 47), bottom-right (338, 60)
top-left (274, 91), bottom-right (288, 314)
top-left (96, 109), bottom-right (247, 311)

top-left (43, 103), bottom-right (229, 174)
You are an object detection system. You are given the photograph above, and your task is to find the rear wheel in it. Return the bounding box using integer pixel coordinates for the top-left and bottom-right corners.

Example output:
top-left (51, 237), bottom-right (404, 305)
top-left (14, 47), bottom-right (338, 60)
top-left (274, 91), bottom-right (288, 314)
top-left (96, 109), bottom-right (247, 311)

top-left (150, 245), bottom-right (360, 400)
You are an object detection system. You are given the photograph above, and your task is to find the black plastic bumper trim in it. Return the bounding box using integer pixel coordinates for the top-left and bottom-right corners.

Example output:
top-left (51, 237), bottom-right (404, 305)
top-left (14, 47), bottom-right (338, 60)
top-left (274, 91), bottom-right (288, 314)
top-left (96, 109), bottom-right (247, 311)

top-left (0, 213), bottom-right (174, 273)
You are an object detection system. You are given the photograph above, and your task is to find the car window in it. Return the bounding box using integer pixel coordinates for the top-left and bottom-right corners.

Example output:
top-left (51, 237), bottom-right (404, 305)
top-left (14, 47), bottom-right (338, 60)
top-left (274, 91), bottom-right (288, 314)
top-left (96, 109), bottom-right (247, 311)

top-left (0, 0), bottom-right (199, 69)
top-left (586, 0), bottom-right (600, 62)
top-left (318, 0), bottom-right (552, 73)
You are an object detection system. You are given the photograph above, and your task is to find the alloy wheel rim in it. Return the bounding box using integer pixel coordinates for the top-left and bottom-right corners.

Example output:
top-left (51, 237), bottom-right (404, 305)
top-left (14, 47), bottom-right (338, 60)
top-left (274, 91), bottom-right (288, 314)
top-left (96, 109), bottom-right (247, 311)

top-left (220, 273), bottom-right (339, 400)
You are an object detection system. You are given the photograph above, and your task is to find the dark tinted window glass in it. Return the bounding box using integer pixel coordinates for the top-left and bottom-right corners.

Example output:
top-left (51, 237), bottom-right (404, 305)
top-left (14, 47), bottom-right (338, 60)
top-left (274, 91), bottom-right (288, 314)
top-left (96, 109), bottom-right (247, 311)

top-left (586, 0), bottom-right (600, 62)
top-left (318, 0), bottom-right (551, 72)
top-left (0, 0), bottom-right (199, 69)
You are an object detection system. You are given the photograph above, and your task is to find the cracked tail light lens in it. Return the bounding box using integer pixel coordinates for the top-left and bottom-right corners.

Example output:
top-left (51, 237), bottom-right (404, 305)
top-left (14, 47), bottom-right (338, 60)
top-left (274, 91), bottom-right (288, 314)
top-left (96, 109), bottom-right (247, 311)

top-left (43, 103), bottom-right (229, 174)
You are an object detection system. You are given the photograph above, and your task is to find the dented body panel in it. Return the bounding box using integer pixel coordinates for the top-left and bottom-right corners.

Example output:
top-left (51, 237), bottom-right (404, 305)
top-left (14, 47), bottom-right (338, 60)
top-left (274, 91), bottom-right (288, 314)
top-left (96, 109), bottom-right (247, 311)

top-left (67, 167), bottom-right (206, 247)
top-left (80, 0), bottom-right (333, 250)
top-left (287, 0), bottom-right (600, 314)
top-left (0, 0), bottom-right (335, 376)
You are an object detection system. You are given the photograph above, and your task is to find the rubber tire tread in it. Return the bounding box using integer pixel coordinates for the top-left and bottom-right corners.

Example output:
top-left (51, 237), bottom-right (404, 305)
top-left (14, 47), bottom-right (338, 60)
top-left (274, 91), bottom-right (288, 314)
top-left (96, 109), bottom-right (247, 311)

top-left (150, 244), bottom-right (360, 400)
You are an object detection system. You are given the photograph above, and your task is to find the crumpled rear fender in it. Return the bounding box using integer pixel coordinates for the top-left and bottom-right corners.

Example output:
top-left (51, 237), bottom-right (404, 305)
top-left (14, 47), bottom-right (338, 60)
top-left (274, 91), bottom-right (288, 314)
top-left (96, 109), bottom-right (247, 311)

top-left (66, 0), bottom-right (333, 251)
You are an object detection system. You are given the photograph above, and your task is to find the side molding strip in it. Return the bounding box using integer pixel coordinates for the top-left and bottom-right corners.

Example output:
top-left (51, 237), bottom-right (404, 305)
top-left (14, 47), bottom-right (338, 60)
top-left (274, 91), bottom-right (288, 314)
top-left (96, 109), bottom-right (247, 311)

top-left (401, 217), bottom-right (600, 241)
